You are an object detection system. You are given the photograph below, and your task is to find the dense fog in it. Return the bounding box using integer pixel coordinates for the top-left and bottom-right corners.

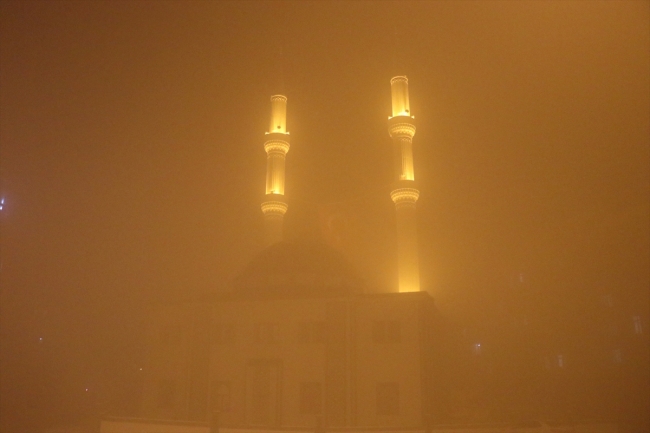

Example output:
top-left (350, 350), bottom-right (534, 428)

top-left (1, 1), bottom-right (648, 432)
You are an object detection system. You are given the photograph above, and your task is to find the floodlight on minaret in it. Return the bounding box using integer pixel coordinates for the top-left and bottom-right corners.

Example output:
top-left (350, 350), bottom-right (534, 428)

top-left (388, 76), bottom-right (420, 293)
top-left (261, 95), bottom-right (290, 246)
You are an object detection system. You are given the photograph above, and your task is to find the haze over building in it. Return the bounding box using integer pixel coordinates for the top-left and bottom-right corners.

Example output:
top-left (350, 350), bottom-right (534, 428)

top-left (135, 75), bottom-right (442, 429)
top-left (0, 2), bottom-right (648, 433)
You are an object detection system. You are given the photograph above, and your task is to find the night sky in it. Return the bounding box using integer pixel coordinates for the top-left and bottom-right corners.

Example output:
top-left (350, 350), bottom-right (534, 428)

top-left (1, 1), bottom-right (648, 431)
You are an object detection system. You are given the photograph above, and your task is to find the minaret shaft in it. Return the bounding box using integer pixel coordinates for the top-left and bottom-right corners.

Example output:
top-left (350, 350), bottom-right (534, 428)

top-left (396, 137), bottom-right (414, 181)
top-left (269, 95), bottom-right (287, 133)
top-left (390, 75), bottom-right (411, 117)
top-left (265, 154), bottom-right (285, 194)
top-left (262, 95), bottom-right (289, 246)
top-left (395, 200), bottom-right (420, 292)
top-left (388, 76), bottom-right (420, 293)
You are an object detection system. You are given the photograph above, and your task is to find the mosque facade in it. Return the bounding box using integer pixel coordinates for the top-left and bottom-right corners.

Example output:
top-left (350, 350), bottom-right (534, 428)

top-left (137, 76), bottom-right (443, 428)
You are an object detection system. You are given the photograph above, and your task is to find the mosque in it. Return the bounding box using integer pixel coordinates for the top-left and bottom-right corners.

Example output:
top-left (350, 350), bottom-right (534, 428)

top-left (137, 76), bottom-right (444, 428)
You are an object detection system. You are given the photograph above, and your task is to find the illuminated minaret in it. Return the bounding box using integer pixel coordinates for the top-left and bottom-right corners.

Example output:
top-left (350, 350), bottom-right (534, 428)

top-left (388, 76), bottom-right (420, 292)
top-left (261, 94), bottom-right (290, 246)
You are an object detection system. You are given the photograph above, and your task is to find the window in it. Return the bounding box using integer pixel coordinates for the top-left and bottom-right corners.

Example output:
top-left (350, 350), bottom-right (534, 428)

top-left (299, 382), bottom-right (322, 415)
top-left (157, 379), bottom-right (175, 409)
top-left (254, 323), bottom-right (279, 344)
top-left (376, 382), bottom-right (399, 416)
top-left (214, 323), bottom-right (235, 345)
top-left (373, 321), bottom-right (401, 344)
top-left (298, 321), bottom-right (326, 344)
top-left (557, 354), bottom-right (564, 368)
top-left (633, 316), bottom-right (643, 334)
top-left (210, 381), bottom-right (230, 413)
top-left (612, 349), bottom-right (622, 364)
top-left (602, 294), bottom-right (613, 307)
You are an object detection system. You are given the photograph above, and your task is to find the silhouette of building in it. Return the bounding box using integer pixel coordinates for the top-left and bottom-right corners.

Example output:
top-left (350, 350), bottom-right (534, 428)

top-left (140, 242), bottom-right (442, 427)
top-left (135, 77), bottom-right (445, 428)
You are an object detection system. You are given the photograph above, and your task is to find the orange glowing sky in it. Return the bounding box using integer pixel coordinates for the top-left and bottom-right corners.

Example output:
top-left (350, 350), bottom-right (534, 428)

top-left (1, 1), bottom-right (648, 430)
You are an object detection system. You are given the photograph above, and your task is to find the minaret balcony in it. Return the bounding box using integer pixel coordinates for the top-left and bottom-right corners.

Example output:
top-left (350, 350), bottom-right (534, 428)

top-left (261, 199), bottom-right (288, 217)
top-left (264, 138), bottom-right (290, 155)
top-left (390, 179), bottom-right (420, 204)
top-left (388, 115), bottom-right (416, 138)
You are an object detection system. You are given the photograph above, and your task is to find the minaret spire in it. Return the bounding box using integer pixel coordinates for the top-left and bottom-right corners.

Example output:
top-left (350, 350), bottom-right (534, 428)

top-left (388, 76), bottom-right (420, 292)
top-left (261, 66), bottom-right (290, 246)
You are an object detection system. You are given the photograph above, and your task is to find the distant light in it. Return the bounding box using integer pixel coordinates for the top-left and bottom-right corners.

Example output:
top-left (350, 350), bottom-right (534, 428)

top-left (139, 367), bottom-right (143, 371)
top-left (39, 337), bottom-right (43, 342)
top-left (85, 388), bottom-right (88, 392)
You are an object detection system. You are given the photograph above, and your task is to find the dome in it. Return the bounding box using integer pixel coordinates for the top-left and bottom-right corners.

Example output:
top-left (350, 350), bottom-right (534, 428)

top-left (233, 241), bottom-right (364, 298)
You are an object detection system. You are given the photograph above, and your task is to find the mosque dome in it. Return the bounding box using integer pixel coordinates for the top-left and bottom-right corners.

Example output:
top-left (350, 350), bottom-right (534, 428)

top-left (232, 241), bottom-right (364, 298)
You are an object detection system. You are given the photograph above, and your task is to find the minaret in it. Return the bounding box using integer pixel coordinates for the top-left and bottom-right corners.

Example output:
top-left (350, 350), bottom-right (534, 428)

top-left (261, 94), bottom-right (290, 246)
top-left (388, 76), bottom-right (420, 292)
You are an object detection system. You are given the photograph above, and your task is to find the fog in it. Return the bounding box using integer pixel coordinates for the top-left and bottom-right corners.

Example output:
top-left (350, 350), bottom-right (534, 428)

top-left (1, 1), bottom-right (648, 432)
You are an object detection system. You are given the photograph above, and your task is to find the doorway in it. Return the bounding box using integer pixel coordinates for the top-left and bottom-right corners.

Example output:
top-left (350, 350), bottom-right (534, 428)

top-left (245, 360), bottom-right (281, 426)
